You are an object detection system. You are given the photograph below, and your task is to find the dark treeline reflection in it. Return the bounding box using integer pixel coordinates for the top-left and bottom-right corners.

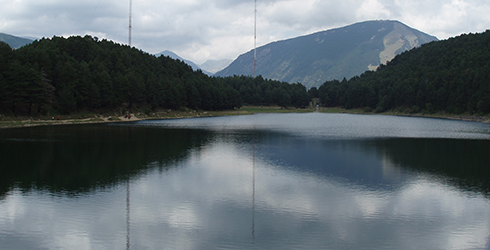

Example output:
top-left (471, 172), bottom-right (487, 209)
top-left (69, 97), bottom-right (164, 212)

top-left (236, 132), bottom-right (490, 197)
top-left (1, 122), bottom-right (490, 199)
top-left (0, 124), bottom-right (213, 197)
top-left (373, 138), bottom-right (490, 196)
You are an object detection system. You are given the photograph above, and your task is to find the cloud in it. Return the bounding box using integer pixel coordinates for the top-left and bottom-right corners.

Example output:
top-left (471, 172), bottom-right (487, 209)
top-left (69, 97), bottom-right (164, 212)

top-left (1, 0), bottom-right (489, 63)
top-left (389, 0), bottom-right (490, 38)
top-left (356, 0), bottom-right (392, 20)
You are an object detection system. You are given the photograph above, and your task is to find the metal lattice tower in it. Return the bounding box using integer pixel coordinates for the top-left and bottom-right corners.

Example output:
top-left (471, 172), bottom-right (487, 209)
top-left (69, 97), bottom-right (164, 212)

top-left (254, 0), bottom-right (257, 77)
top-left (129, 0), bottom-right (132, 46)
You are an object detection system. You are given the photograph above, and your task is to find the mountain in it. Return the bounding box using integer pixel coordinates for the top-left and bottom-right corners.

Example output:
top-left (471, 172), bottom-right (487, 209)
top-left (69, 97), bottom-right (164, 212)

top-left (0, 33), bottom-right (34, 49)
top-left (155, 50), bottom-right (212, 75)
top-left (216, 20), bottom-right (438, 88)
top-left (200, 59), bottom-right (233, 74)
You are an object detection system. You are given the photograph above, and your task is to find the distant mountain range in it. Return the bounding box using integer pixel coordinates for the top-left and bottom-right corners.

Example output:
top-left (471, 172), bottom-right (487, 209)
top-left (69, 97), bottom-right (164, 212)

top-left (200, 59), bottom-right (233, 74)
top-left (216, 20), bottom-right (439, 88)
top-left (155, 50), bottom-right (231, 75)
top-left (0, 33), bottom-right (34, 49)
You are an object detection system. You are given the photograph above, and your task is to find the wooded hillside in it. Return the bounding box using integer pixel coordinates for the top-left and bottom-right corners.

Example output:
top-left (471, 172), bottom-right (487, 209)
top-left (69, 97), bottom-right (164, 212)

top-left (2, 30), bottom-right (489, 117)
top-left (314, 30), bottom-right (490, 114)
top-left (0, 35), bottom-right (310, 115)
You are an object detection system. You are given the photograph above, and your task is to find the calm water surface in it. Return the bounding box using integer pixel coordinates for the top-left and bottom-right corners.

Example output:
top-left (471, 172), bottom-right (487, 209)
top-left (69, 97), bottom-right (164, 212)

top-left (1, 113), bottom-right (490, 250)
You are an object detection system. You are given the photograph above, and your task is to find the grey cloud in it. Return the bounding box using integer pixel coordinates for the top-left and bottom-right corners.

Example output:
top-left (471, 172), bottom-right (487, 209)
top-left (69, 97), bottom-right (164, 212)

top-left (1, 0), bottom-right (490, 64)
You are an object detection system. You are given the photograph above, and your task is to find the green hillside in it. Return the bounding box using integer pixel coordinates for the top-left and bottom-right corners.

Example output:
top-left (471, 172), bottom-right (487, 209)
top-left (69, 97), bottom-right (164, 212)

top-left (315, 30), bottom-right (490, 115)
top-left (216, 20), bottom-right (438, 88)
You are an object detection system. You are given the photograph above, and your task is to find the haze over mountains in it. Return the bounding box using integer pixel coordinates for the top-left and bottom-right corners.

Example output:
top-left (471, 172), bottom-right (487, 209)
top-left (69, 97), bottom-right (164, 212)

top-left (200, 59), bottom-right (233, 74)
top-left (216, 20), bottom-right (439, 88)
top-left (155, 50), bottom-right (210, 74)
top-left (155, 50), bottom-right (232, 75)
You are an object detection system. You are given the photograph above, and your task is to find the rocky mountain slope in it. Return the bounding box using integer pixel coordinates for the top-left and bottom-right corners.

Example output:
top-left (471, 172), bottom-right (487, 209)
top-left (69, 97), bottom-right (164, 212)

top-left (216, 20), bottom-right (438, 88)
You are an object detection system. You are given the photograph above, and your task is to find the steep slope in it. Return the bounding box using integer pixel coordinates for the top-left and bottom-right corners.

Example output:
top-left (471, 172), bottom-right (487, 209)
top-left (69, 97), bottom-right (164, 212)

top-left (216, 20), bottom-right (438, 88)
top-left (0, 33), bottom-right (34, 49)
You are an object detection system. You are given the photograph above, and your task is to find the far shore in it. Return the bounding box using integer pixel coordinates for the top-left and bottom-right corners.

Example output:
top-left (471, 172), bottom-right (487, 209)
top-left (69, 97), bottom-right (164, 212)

top-left (1, 106), bottom-right (489, 129)
top-left (318, 107), bottom-right (490, 123)
top-left (0, 108), bottom-right (254, 129)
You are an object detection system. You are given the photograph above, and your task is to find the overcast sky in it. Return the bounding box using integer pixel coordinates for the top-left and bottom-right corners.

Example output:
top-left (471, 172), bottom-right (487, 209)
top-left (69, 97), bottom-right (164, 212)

top-left (1, 0), bottom-right (489, 64)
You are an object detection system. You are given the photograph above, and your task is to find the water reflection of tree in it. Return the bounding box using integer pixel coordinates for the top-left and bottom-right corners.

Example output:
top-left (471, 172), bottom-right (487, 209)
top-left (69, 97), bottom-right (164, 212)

top-left (0, 125), bottom-right (213, 197)
top-left (373, 138), bottom-right (490, 198)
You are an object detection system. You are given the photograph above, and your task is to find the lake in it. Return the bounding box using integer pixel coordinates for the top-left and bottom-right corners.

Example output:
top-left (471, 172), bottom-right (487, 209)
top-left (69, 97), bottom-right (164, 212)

top-left (1, 113), bottom-right (490, 250)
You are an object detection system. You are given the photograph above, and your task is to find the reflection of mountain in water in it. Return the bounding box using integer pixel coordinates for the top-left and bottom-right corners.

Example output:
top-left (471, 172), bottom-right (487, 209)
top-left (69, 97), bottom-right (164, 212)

top-left (255, 135), bottom-right (408, 189)
top-left (251, 133), bottom-right (490, 197)
top-left (0, 124), bottom-right (213, 196)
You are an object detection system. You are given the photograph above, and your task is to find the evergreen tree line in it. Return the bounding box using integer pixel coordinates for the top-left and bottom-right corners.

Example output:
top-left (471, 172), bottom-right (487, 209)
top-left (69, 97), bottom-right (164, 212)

top-left (222, 75), bottom-right (310, 108)
top-left (0, 35), bottom-right (310, 115)
top-left (312, 30), bottom-right (490, 114)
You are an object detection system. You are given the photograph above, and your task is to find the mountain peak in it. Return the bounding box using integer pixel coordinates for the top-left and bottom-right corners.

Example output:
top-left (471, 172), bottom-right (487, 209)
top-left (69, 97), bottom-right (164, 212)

top-left (216, 20), bottom-right (438, 88)
top-left (156, 50), bottom-right (183, 60)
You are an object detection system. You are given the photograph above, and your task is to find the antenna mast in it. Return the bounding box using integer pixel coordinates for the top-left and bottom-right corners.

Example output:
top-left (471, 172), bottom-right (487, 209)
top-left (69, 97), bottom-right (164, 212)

top-left (129, 0), bottom-right (132, 46)
top-left (254, 0), bottom-right (257, 77)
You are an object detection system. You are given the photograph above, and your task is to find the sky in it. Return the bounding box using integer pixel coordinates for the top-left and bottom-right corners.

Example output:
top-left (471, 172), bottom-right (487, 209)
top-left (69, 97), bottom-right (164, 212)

top-left (1, 0), bottom-right (490, 64)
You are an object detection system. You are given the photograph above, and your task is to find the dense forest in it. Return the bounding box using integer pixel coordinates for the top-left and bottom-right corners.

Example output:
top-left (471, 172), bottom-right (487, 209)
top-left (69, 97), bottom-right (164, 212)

top-left (0, 35), bottom-right (310, 115)
top-left (312, 30), bottom-right (490, 114)
top-left (2, 30), bottom-right (490, 116)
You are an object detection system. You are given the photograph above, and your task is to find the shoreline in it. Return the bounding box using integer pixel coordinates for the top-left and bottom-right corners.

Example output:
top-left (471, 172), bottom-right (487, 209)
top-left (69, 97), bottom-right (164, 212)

top-left (317, 107), bottom-right (490, 123)
top-left (1, 107), bottom-right (489, 129)
top-left (382, 112), bottom-right (490, 123)
top-left (0, 109), bottom-right (255, 129)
